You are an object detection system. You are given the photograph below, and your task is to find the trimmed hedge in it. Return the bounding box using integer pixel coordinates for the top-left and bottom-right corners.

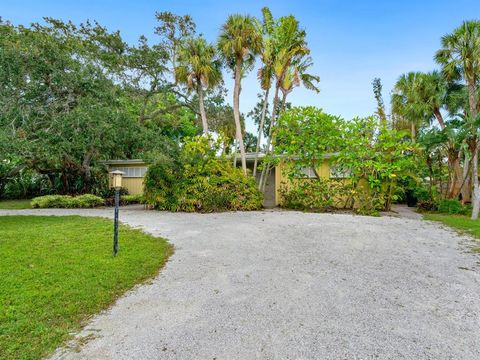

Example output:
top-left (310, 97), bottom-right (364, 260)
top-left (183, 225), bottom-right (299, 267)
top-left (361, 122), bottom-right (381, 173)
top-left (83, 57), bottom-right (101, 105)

top-left (122, 194), bottom-right (144, 205)
top-left (31, 194), bottom-right (104, 208)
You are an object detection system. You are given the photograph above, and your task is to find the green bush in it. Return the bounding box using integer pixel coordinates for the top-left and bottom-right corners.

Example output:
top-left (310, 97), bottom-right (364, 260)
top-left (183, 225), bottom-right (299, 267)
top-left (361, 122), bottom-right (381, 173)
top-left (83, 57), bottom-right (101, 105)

top-left (279, 179), bottom-right (342, 211)
top-left (417, 199), bottom-right (438, 212)
top-left (122, 194), bottom-right (144, 205)
top-left (31, 194), bottom-right (104, 208)
top-left (144, 136), bottom-right (263, 212)
top-left (437, 199), bottom-right (469, 215)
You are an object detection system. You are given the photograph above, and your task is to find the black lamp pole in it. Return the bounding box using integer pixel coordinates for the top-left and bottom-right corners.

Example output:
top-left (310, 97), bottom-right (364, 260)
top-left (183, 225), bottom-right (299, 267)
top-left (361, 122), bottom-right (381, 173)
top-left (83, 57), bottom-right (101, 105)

top-left (113, 188), bottom-right (120, 256)
top-left (111, 170), bottom-right (123, 257)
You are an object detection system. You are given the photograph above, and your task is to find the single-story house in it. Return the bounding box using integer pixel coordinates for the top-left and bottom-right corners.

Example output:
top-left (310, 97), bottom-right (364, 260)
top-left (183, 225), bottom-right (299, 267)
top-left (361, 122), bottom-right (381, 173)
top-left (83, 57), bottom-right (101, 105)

top-left (103, 153), bottom-right (341, 207)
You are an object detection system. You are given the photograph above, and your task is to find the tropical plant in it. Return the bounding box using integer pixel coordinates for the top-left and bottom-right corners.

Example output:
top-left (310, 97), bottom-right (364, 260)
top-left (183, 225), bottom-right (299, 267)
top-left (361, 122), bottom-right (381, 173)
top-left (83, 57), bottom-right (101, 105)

top-left (334, 117), bottom-right (418, 214)
top-left (435, 20), bottom-right (480, 219)
top-left (275, 106), bottom-right (342, 178)
top-left (253, 7), bottom-right (276, 176)
top-left (258, 13), bottom-right (317, 190)
top-left (218, 14), bottom-right (262, 174)
top-left (372, 78), bottom-right (388, 125)
top-left (175, 36), bottom-right (222, 134)
top-left (144, 136), bottom-right (263, 212)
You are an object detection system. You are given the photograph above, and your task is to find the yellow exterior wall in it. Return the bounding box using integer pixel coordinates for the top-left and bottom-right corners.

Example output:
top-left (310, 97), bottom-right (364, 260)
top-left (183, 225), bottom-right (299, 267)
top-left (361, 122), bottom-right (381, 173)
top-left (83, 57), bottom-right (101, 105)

top-left (107, 164), bottom-right (145, 195)
top-left (119, 178), bottom-right (144, 195)
top-left (275, 159), bottom-right (331, 205)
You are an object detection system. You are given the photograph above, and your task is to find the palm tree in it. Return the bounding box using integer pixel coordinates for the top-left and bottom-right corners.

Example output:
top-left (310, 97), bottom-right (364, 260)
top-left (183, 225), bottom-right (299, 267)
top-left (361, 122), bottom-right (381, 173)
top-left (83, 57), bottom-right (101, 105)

top-left (253, 7), bottom-right (275, 177)
top-left (175, 36), bottom-right (222, 134)
top-left (279, 56), bottom-right (320, 112)
top-left (391, 72), bottom-right (427, 140)
top-left (258, 15), bottom-right (310, 190)
top-left (435, 20), bottom-right (480, 219)
top-left (419, 71), bottom-right (447, 128)
top-left (218, 14), bottom-right (262, 175)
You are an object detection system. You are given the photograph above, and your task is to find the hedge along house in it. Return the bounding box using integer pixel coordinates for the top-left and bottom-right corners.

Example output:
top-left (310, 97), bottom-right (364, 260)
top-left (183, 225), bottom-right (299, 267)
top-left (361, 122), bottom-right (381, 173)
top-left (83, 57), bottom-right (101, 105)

top-left (103, 153), bottom-right (340, 206)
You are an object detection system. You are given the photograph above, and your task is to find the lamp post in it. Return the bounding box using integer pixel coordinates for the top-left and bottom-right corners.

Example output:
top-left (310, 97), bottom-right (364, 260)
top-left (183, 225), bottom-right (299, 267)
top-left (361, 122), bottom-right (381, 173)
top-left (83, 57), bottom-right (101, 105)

top-left (111, 170), bottom-right (124, 257)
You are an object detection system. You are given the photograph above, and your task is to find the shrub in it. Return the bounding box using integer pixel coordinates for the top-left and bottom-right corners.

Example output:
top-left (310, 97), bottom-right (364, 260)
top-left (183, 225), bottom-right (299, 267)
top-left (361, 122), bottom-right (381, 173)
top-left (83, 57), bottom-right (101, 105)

top-left (31, 195), bottom-right (70, 208)
top-left (1, 168), bottom-right (51, 199)
top-left (144, 136), bottom-right (263, 212)
top-left (73, 194), bottom-right (105, 208)
top-left (417, 199), bottom-right (438, 212)
top-left (103, 191), bottom-right (143, 206)
top-left (122, 194), bottom-right (144, 205)
top-left (437, 199), bottom-right (469, 215)
top-left (279, 179), bottom-right (341, 211)
top-left (31, 194), bottom-right (104, 208)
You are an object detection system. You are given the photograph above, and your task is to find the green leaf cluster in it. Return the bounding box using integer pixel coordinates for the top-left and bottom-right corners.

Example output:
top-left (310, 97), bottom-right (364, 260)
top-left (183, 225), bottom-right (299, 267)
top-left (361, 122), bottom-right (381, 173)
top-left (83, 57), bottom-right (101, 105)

top-left (276, 107), bottom-right (418, 215)
top-left (144, 136), bottom-right (263, 212)
top-left (31, 194), bottom-right (104, 208)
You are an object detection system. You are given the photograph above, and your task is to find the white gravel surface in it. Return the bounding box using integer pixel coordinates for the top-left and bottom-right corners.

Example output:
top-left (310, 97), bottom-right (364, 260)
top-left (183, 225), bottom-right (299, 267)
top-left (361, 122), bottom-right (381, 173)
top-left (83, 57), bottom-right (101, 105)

top-left (2, 207), bottom-right (480, 359)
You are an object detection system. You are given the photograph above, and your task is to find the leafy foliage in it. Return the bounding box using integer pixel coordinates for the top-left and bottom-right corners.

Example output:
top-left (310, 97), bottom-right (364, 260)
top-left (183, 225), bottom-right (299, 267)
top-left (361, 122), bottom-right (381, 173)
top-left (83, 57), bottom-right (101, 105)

top-left (279, 178), bottom-right (346, 211)
top-left (0, 18), bottom-right (197, 198)
top-left (31, 194), bottom-right (104, 208)
top-left (437, 199), bottom-right (470, 215)
top-left (276, 107), bottom-right (417, 215)
top-left (275, 106), bottom-right (342, 176)
top-left (144, 136), bottom-right (263, 212)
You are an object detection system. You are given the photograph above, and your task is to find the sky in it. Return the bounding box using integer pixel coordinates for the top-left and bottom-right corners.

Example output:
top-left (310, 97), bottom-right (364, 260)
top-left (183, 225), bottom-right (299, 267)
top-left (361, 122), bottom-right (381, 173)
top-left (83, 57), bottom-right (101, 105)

top-left (2, 0), bottom-right (480, 134)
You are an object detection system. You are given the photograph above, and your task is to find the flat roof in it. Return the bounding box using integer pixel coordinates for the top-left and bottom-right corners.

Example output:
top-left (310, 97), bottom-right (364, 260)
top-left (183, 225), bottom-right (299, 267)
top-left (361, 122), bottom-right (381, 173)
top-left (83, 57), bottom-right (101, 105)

top-left (101, 153), bottom-right (337, 165)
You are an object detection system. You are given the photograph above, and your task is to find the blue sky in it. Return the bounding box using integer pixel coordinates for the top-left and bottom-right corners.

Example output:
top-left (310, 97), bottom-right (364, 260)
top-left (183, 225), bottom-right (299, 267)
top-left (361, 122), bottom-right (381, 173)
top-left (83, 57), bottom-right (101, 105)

top-left (2, 0), bottom-right (480, 133)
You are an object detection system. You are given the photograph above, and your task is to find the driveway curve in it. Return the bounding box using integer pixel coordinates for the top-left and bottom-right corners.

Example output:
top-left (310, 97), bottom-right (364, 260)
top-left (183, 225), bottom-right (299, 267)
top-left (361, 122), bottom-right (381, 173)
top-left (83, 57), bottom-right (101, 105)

top-left (1, 208), bottom-right (479, 359)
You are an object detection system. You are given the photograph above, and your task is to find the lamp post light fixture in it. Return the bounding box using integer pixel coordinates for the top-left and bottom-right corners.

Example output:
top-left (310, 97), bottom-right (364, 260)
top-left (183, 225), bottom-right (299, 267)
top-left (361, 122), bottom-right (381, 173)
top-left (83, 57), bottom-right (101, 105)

top-left (111, 170), bottom-right (124, 257)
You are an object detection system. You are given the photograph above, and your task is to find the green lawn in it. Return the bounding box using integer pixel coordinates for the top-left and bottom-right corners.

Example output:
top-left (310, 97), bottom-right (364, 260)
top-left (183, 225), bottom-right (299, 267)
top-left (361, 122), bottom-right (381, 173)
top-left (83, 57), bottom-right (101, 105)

top-left (0, 216), bottom-right (173, 360)
top-left (424, 213), bottom-right (480, 252)
top-left (0, 199), bottom-right (32, 209)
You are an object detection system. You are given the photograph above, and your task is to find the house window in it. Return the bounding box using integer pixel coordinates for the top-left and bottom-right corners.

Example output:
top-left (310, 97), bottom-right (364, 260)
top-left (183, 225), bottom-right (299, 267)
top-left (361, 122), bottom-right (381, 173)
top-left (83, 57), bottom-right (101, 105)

top-left (330, 165), bottom-right (351, 179)
top-left (111, 167), bottom-right (147, 178)
top-left (297, 167), bottom-right (317, 178)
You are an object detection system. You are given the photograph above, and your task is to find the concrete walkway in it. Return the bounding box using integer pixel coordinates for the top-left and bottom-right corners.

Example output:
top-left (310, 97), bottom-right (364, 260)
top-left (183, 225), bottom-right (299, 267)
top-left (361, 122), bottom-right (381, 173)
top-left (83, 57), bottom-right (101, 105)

top-left (1, 208), bottom-right (479, 359)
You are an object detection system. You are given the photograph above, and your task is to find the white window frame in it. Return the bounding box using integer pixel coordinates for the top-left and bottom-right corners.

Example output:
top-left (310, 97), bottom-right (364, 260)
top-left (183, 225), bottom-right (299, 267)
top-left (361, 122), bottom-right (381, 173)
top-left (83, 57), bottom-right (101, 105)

top-left (330, 165), bottom-right (351, 179)
top-left (296, 167), bottom-right (317, 179)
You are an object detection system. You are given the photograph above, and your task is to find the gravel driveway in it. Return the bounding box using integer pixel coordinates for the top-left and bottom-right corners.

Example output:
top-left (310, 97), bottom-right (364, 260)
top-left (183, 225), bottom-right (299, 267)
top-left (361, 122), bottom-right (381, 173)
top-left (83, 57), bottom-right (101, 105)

top-left (2, 208), bottom-right (480, 359)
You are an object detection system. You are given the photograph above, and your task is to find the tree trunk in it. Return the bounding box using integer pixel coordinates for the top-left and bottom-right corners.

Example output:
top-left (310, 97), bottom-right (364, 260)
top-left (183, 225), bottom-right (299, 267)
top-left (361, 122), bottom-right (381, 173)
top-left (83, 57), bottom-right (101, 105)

top-left (197, 84), bottom-right (209, 134)
top-left (460, 152), bottom-right (472, 203)
top-left (471, 142), bottom-right (480, 219)
top-left (447, 150), bottom-right (462, 199)
top-left (253, 87), bottom-right (270, 177)
top-left (410, 122), bottom-right (416, 142)
top-left (433, 108), bottom-right (446, 129)
top-left (233, 58), bottom-right (247, 175)
top-left (435, 106), bottom-right (464, 199)
top-left (259, 82), bottom-right (280, 191)
top-left (280, 90), bottom-right (288, 114)
top-left (467, 81), bottom-right (479, 219)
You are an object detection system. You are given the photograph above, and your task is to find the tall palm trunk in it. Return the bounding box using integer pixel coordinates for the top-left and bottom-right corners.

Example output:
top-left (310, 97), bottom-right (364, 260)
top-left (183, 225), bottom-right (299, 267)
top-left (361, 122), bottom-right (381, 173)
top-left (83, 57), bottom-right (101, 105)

top-left (410, 123), bottom-right (416, 142)
top-left (435, 109), bottom-right (464, 199)
top-left (253, 87), bottom-right (270, 177)
top-left (279, 90), bottom-right (288, 113)
top-left (259, 82), bottom-right (280, 191)
top-left (433, 109), bottom-right (446, 129)
top-left (468, 81), bottom-right (480, 219)
top-left (233, 58), bottom-right (247, 175)
top-left (197, 84), bottom-right (209, 134)
top-left (447, 151), bottom-right (462, 198)
top-left (461, 151), bottom-right (472, 203)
